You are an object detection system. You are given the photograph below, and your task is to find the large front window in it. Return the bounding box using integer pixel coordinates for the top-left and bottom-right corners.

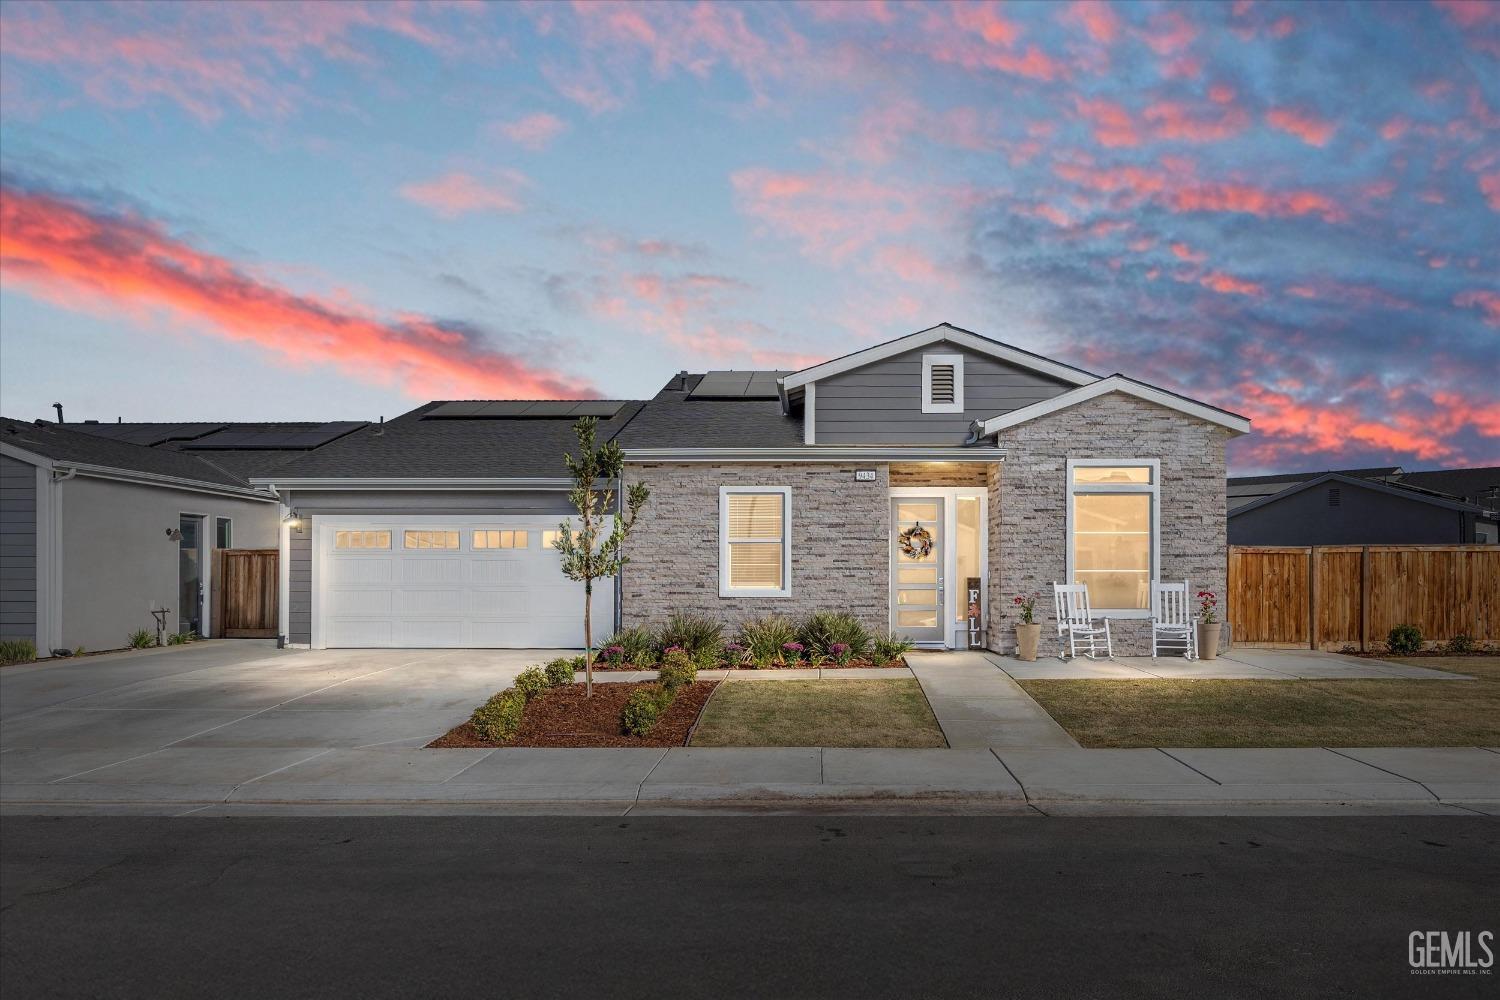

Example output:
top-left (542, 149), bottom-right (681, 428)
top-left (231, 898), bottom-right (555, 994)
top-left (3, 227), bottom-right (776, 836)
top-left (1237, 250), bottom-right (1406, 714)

top-left (1068, 462), bottom-right (1158, 614)
top-left (719, 487), bottom-right (791, 597)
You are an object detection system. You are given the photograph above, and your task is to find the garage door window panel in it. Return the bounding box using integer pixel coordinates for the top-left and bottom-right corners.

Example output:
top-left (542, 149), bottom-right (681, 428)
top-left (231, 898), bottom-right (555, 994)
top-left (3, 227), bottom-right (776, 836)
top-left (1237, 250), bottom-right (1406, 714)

top-left (404, 530), bottom-right (459, 550)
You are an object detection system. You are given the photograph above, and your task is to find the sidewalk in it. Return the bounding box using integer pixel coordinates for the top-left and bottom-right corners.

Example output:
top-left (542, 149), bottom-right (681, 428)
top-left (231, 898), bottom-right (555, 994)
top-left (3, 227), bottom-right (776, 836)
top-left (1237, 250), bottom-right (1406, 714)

top-left (906, 651), bottom-right (1078, 748)
top-left (5, 745), bottom-right (1495, 817)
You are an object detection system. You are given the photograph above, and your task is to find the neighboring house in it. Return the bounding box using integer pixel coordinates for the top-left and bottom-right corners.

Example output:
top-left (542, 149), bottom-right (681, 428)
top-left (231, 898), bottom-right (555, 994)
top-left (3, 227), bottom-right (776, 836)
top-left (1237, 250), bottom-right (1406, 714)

top-left (0, 418), bottom-right (361, 656)
top-left (1228, 470), bottom-right (1500, 546)
top-left (250, 324), bottom-right (1249, 655)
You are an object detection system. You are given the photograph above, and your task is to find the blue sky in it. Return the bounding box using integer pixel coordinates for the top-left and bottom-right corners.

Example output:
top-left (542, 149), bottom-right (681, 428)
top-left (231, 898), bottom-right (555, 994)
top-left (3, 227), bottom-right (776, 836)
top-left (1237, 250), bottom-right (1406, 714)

top-left (1, 0), bottom-right (1496, 472)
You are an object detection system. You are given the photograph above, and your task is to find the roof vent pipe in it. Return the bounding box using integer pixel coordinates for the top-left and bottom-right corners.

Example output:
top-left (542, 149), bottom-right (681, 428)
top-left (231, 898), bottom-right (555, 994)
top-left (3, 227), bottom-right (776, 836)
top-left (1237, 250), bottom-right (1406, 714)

top-left (373, 416), bottom-right (385, 436)
top-left (52, 402), bottom-right (63, 423)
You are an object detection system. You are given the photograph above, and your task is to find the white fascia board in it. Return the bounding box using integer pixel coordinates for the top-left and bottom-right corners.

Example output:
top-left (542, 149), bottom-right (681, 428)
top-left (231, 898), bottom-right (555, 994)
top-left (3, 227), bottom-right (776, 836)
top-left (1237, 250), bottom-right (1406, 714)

top-left (978, 375), bottom-right (1252, 436)
top-left (250, 477), bottom-right (575, 490)
top-left (1, 450), bottom-right (277, 501)
top-left (624, 447), bottom-right (1004, 463)
top-left (0, 442), bottom-right (53, 468)
top-left (779, 324), bottom-right (1096, 392)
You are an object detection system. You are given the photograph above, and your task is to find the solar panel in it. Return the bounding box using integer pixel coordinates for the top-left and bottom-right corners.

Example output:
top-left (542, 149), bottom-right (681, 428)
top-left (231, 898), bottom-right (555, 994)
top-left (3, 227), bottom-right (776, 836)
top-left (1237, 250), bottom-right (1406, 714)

top-left (71, 422), bottom-right (227, 446)
top-left (688, 371), bottom-right (788, 399)
top-left (424, 401), bottom-right (490, 418)
top-left (471, 401), bottom-right (536, 417)
top-left (181, 422), bottom-right (365, 450)
top-left (568, 401), bottom-right (625, 417)
top-left (521, 401), bottom-right (579, 417)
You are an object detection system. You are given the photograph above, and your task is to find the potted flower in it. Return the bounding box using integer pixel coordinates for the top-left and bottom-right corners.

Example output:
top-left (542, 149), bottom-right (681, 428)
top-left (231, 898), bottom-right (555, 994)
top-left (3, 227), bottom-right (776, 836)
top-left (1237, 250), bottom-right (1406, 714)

top-left (1012, 592), bottom-right (1042, 661)
top-left (1195, 590), bottom-right (1221, 660)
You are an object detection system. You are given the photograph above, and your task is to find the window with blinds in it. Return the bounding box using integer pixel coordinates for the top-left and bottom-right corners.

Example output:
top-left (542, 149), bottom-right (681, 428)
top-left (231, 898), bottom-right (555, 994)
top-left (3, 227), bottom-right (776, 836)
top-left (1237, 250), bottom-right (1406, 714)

top-left (719, 489), bottom-right (789, 595)
top-left (922, 353), bottom-right (965, 412)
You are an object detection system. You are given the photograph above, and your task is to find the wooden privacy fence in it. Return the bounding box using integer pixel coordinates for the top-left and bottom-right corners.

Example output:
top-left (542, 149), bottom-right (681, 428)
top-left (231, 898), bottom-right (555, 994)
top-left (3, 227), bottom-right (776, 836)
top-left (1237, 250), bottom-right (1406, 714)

top-left (212, 548), bottom-right (279, 638)
top-left (1228, 545), bottom-right (1499, 650)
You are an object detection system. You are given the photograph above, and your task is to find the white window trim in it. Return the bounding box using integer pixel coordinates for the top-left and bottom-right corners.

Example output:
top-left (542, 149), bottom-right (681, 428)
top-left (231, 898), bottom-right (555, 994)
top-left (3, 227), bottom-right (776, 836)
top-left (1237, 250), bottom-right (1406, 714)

top-left (1064, 458), bottom-right (1160, 619)
top-left (718, 486), bottom-right (792, 598)
top-left (215, 516), bottom-right (233, 549)
top-left (922, 353), bottom-right (965, 414)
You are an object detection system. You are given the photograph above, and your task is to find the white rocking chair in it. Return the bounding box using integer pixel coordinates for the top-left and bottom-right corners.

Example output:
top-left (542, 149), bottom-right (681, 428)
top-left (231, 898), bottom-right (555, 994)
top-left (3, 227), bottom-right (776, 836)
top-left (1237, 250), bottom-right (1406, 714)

top-left (1150, 580), bottom-right (1197, 660)
top-left (1053, 583), bottom-right (1113, 659)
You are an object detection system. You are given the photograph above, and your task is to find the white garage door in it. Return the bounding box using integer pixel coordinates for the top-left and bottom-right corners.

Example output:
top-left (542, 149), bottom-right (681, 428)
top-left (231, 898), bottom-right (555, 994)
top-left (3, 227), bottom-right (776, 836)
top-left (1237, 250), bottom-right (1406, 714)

top-left (313, 516), bottom-right (610, 648)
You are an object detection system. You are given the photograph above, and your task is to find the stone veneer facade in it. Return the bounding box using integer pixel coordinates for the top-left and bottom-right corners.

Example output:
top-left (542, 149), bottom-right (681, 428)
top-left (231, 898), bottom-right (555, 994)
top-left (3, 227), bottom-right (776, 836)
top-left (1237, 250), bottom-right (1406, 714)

top-left (986, 392), bottom-right (1231, 655)
top-left (620, 462), bottom-right (891, 634)
top-left (620, 393), bottom-right (1230, 656)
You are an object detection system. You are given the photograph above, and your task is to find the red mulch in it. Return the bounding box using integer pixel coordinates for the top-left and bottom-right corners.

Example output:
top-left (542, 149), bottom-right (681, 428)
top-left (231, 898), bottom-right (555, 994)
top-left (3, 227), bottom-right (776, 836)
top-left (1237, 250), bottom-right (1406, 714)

top-left (428, 680), bottom-right (719, 749)
top-left (592, 658), bottom-right (905, 671)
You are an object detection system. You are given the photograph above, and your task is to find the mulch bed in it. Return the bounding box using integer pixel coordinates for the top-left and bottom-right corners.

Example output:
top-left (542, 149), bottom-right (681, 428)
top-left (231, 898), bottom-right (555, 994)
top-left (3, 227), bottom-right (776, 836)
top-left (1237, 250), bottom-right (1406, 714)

top-left (428, 680), bottom-right (719, 749)
top-left (592, 659), bottom-right (905, 671)
top-left (1344, 648), bottom-right (1497, 658)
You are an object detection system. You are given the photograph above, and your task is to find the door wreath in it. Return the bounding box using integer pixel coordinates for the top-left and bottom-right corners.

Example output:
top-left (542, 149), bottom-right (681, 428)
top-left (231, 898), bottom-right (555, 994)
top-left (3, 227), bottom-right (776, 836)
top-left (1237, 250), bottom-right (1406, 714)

top-left (898, 523), bottom-right (934, 559)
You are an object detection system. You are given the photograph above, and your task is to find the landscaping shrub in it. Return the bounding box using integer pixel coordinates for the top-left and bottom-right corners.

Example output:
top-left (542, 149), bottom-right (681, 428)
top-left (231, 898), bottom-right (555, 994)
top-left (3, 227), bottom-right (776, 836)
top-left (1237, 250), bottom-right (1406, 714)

top-left (471, 688), bottom-right (527, 742)
top-left (798, 611), bottom-right (872, 660)
top-left (0, 639), bottom-right (37, 665)
top-left (1445, 633), bottom-right (1476, 655)
top-left (657, 648), bottom-right (698, 692)
top-left (656, 612), bottom-right (724, 660)
top-left (781, 641), bottom-right (805, 663)
top-left (1386, 624), bottom-right (1423, 655)
top-left (739, 615), bottom-right (798, 664)
top-left (166, 632), bottom-right (192, 646)
top-left (871, 633), bottom-right (915, 664)
top-left (621, 683), bottom-right (675, 736)
top-left (602, 626), bottom-right (656, 666)
top-left (544, 658), bottom-right (576, 686)
top-left (513, 666), bottom-right (550, 700)
top-left (722, 641), bottom-right (747, 666)
top-left (127, 629), bottom-right (154, 649)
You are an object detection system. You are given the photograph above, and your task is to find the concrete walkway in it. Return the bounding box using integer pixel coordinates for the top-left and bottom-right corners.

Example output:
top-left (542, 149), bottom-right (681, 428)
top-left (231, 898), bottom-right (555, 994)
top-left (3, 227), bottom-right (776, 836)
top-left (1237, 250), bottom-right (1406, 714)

top-left (906, 652), bottom-right (1079, 748)
top-left (995, 647), bottom-right (1471, 680)
top-left (4, 745), bottom-right (1495, 817)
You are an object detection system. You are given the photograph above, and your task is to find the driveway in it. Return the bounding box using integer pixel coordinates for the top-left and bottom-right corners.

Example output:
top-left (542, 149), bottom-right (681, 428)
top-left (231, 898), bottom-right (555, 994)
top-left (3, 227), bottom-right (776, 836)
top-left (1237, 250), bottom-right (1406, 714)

top-left (1, 642), bottom-right (558, 781)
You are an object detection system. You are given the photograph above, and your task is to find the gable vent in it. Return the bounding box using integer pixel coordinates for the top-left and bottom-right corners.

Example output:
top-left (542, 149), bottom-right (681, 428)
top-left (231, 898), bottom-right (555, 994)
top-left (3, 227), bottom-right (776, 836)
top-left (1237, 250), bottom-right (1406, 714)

top-left (929, 364), bottom-right (956, 404)
top-left (1327, 487), bottom-right (1341, 507)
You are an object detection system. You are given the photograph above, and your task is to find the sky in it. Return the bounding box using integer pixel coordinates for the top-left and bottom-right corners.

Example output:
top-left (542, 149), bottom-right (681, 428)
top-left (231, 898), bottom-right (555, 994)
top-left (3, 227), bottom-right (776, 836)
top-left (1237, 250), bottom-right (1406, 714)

top-left (0, 0), bottom-right (1496, 474)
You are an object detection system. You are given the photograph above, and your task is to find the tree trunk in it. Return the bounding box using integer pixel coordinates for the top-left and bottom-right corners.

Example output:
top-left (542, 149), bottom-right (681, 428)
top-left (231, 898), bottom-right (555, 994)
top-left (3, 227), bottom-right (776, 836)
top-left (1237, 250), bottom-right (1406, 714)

top-left (583, 581), bottom-right (593, 698)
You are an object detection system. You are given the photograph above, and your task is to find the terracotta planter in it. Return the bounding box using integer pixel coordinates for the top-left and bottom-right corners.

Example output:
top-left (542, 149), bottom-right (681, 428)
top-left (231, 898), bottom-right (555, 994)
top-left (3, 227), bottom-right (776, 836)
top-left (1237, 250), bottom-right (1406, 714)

top-left (1015, 623), bottom-right (1042, 661)
top-left (1197, 622), bottom-right (1222, 660)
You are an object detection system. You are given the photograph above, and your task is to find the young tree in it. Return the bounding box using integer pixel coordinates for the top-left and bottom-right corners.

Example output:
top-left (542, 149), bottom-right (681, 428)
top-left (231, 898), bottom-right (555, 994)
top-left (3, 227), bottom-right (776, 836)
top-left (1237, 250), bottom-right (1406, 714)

top-left (553, 416), bottom-right (650, 697)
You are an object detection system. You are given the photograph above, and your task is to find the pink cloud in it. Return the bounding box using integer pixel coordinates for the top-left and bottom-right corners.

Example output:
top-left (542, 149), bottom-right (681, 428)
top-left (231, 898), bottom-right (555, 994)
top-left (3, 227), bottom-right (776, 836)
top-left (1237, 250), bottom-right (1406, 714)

top-left (1479, 171), bottom-right (1500, 211)
top-left (1434, 0), bottom-right (1498, 28)
top-left (399, 170), bottom-right (528, 218)
top-left (730, 168), bottom-right (928, 261)
top-left (873, 245), bottom-right (960, 290)
top-left (1455, 290), bottom-right (1500, 326)
top-left (1208, 83), bottom-right (1236, 105)
top-left (1169, 182), bottom-right (1346, 222)
top-left (1139, 10), bottom-right (1197, 55)
top-left (1062, 1), bottom-right (1120, 44)
top-left (1170, 242), bottom-right (1206, 262)
top-left (1380, 116), bottom-right (1411, 140)
top-left (1266, 107), bottom-right (1336, 146)
top-left (1074, 96), bottom-right (1140, 147)
top-left (0, 181), bottom-right (594, 399)
top-left (493, 112), bottom-right (568, 151)
top-left (1198, 271), bottom-right (1264, 296)
top-left (1143, 100), bottom-right (1249, 142)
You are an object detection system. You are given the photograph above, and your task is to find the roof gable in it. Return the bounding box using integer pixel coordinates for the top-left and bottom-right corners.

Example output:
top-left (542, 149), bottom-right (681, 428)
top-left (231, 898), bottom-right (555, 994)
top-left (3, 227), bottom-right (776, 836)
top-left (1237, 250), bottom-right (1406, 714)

top-left (977, 374), bottom-right (1251, 436)
top-left (1228, 472), bottom-right (1490, 518)
top-left (779, 323), bottom-right (1096, 392)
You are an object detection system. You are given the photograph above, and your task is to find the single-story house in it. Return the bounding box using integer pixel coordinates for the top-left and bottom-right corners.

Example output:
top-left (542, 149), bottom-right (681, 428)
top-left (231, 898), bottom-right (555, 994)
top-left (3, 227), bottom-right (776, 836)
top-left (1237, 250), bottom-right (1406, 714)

top-left (0, 418), bottom-right (362, 656)
top-left (250, 324), bottom-right (1249, 655)
top-left (1228, 470), bottom-right (1499, 546)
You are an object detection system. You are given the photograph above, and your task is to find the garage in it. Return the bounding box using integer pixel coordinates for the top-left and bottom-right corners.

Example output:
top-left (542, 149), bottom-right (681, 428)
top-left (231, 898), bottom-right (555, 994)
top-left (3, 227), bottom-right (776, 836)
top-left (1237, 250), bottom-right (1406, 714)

top-left (311, 515), bottom-right (608, 649)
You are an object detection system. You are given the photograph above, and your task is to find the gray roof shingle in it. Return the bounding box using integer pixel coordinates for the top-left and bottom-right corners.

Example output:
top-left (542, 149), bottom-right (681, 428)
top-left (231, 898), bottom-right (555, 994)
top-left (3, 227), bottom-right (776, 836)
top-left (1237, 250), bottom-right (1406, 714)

top-left (614, 374), bottom-right (803, 450)
top-left (257, 401), bottom-right (648, 480)
top-left (0, 417), bottom-right (258, 489)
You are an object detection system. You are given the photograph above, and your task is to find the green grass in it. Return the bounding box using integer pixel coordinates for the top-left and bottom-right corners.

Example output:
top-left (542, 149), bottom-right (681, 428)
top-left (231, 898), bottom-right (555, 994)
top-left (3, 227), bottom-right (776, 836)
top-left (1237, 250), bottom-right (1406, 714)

top-left (689, 679), bottom-right (947, 748)
top-left (1017, 656), bottom-right (1500, 748)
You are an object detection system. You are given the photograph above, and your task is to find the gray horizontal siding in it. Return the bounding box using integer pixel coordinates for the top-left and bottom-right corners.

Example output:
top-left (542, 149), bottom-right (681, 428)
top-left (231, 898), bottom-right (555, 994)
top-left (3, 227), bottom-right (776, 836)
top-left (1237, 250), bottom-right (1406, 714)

top-left (0, 455), bottom-right (37, 644)
top-left (814, 341), bottom-right (1072, 445)
top-left (289, 515), bottom-right (312, 645)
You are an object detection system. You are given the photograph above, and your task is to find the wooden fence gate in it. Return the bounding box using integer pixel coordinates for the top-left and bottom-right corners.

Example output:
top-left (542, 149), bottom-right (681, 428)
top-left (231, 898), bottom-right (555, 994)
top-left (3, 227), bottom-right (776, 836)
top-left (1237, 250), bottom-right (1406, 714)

top-left (213, 548), bottom-right (279, 638)
top-left (1228, 545), bottom-right (1499, 650)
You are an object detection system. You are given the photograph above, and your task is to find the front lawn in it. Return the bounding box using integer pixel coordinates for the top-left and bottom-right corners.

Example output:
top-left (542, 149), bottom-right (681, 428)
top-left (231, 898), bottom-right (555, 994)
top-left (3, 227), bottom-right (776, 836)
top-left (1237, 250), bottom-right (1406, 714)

top-left (1017, 656), bottom-right (1500, 748)
top-left (689, 679), bottom-right (947, 748)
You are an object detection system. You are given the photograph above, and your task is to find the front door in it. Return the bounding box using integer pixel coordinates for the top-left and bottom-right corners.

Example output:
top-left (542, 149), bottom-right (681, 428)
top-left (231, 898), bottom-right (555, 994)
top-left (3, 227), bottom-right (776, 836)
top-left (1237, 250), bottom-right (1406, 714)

top-left (891, 497), bottom-right (944, 644)
top-left (178, 515), bottom-right (204, 636)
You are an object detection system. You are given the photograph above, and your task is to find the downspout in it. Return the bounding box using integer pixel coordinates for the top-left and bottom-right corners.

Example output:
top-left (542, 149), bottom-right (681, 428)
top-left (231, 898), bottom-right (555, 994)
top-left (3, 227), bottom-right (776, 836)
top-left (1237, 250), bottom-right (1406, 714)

top-left (46, 466), bottom-right (76, 656)
top-left (615, 474), bottom-right (624, 634)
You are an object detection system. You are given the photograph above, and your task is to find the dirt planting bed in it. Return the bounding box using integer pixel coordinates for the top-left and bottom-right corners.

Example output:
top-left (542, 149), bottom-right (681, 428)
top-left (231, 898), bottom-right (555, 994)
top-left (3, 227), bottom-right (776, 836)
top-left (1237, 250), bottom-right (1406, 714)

top-left (429, 680), bottom-right (719, 749)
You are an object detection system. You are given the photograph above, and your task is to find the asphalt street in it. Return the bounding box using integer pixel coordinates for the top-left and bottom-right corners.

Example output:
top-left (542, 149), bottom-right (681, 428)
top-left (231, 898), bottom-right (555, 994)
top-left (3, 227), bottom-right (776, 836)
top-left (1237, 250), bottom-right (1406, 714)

top-left (2, 815), bottom-right (1496, 999)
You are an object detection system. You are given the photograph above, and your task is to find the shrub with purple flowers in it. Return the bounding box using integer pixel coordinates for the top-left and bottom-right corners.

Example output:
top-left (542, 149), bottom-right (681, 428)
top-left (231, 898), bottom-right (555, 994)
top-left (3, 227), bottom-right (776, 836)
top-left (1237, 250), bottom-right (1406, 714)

top-left (601, 644), bottom-right (626, 665)
top-left (781, 641), bottom-right (805, 662)
top-left (829, 641), bottom-right (852, 665)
